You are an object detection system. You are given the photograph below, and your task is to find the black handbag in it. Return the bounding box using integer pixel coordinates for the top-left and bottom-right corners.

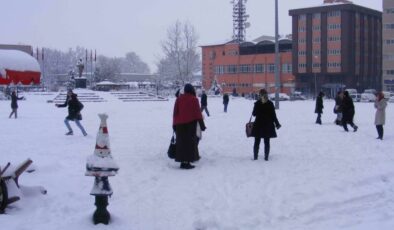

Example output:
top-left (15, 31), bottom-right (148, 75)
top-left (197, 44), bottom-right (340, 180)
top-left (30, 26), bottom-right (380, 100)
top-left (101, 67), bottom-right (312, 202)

top-left (167, 133), bottom-right (176, 159)
top-left (245, 114), bottom-right (254, 138)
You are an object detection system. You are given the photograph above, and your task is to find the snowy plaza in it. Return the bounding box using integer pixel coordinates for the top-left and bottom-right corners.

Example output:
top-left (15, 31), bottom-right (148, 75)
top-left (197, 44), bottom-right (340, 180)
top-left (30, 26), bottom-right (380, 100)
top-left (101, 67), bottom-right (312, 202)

top-left (1, 91), bottom-right (394, 230)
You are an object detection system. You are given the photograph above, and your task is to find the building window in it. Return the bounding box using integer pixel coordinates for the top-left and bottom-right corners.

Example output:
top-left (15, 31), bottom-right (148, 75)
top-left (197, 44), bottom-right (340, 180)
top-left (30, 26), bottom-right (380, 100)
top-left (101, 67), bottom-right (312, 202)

top-left (240, 64), bottom-right (252, 73)
top-left (313, 50), bottom-right (321, 56)
top-left (328, 49), bottom-right (341, 55)
top-left (328, 36), bottom-right (341, 42)
top-left (298, 63), bottom-right (307, 68)
top-left (298, 50), bottom-right (307, 56)
top-left (328, 24), bottom-right (341, 30)
top-left (385, 8), bottom-right (394, 14)
top-left (282, 63), bottom-right (292, 73)
top-left (268, 64), bottom-right (275, 73)
top-left (255, 64), bottom-right (265, 73)
top-left (313, 13), bottom-right (321, 19)
top-left (313, 25), bottom-right (321, 31)
top-left (383, 55), bottom-right (394, 60)
top-left (386, 70), bottom-right (394, 75)
top-left (299, 14), bottom-right (306, 21)
top-left (313, 37), bottom-right (321, 43)
top-left (384, 24), bottom-right (394, 29)
top-left (298, 27), bottom-right (306, 32)
top-left (312, 63), bottom-right (321, 68)
top-left (384, 39), bottom-right (394, 45)
top-left (298, 38), bottom-right (306, 43)
top-left (227, 65), bottom-right (237, 74)
top-left (328, 62), bottom-right (342, 68)
top-left (328, 11), bottom-right (341, 17)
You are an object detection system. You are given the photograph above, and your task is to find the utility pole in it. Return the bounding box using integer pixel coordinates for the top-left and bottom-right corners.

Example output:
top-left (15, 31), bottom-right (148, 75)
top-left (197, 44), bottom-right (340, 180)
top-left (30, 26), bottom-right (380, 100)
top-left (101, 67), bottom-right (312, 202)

top-left (274, 0), bottom-right (280, 109)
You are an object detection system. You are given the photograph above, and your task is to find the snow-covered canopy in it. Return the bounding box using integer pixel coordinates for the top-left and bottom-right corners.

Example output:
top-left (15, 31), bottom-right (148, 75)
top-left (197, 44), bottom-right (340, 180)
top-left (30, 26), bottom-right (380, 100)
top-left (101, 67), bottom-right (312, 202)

top-left (0, 50), bottom-right (40, 77)
top-left (96, 81), bottom-right (116, 86)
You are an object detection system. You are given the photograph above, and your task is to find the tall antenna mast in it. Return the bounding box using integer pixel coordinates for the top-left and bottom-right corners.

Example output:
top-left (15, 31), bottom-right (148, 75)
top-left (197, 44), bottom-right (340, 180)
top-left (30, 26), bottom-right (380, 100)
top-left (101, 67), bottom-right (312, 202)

top-left (232, 0), bottom-right (249, 43)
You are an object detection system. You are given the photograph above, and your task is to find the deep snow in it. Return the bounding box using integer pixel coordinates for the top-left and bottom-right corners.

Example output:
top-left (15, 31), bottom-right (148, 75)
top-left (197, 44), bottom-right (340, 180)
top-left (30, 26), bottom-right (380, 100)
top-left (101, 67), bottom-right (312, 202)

top-left (1, 90), bottom-right (394, 230)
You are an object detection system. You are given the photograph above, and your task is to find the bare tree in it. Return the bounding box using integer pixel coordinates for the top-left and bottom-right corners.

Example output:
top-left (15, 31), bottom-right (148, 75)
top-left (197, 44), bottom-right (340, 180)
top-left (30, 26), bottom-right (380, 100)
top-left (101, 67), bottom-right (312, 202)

top-left (157, 20), bottom-right (201, 84)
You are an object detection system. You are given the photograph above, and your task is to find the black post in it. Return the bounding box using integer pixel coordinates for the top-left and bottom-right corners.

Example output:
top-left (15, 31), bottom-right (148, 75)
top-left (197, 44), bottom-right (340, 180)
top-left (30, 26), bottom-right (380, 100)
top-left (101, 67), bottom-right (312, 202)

top-left (93, 195), bottom-right (110, 225)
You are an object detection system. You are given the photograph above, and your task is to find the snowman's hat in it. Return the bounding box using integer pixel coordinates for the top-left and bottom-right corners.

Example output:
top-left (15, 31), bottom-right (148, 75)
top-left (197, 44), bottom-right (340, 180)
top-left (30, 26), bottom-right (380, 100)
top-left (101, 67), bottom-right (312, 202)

top-left (94, 114), bottom-right (111, 158)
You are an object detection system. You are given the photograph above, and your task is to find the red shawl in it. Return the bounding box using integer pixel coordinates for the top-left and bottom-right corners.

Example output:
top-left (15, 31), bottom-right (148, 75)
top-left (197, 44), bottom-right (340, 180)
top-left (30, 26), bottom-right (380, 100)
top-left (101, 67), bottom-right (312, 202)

top-left (173, 93), bottom-right (203, 125)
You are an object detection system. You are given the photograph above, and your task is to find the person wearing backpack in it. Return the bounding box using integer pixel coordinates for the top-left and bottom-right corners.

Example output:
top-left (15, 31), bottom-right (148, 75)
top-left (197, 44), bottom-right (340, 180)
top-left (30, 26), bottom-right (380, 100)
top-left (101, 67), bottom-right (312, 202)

top-left (56, 90), bottom-right (87, 136)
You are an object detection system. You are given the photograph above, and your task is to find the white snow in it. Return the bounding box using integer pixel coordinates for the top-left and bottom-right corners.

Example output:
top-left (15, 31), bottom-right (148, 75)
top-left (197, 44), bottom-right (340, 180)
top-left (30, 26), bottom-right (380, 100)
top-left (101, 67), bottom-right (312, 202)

top-left (0, 50), bottom-right (41, 76)
top-left (1, 91), bottom-right (394, 230)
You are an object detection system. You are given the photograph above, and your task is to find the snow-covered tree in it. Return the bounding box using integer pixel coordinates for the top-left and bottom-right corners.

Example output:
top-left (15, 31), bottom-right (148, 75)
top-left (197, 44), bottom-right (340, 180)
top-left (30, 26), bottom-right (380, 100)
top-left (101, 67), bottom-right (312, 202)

top-left (121, 52), bottom-right (150, 74)
top-left (157, 20), bottom-right (201, 84)
top-left (94, 56), bottom-right (122, 82)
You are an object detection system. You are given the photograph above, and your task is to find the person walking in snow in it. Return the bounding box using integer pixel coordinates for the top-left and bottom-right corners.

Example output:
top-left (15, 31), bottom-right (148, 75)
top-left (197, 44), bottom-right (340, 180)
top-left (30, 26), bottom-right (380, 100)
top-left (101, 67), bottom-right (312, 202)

top-left (315, 91), bottom-right (324, 124)
top-left (9, 91), bottom-right (24, 119)
top-left (173, 84), bottom-right (206, 169)
top-left (341, 90), bottom-right (358, 132)
top-left (56, 89), bottom-right (87, 136)
top-left (374, 92), bottom-right (387, 140)
top-left (334, 91), bottom-right (343, 125)
top-left (251, 89), bottom-right (281, 161)
top-left (200, 90), bottom-right (210, 117)
top-left (223, 93), bottom-right (229, 112)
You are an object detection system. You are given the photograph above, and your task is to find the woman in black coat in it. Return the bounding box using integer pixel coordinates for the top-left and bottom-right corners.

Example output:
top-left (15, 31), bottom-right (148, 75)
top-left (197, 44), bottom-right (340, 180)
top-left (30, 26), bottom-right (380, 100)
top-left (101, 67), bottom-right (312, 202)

top-left (56, 90), bottom-right (87, 136)
top-left (315, 91), bottom-right (324, 124)
top-left (9, 91), bottom-right (24, 119)
top-left (341, 91), bottom-right (358, 132)
top-left (251, 89), bottom-right (281, 161)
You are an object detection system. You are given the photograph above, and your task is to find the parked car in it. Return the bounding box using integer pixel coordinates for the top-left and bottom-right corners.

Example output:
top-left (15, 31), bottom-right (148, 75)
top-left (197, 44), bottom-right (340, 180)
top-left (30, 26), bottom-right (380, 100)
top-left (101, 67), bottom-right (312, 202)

top-left (360, 93), bottom-right (376, 102)
top-left (349, 93), bottom-right (361, 102)
top-left (382, 91), bottom-right (394, 99)
top-left (290, 91), bottom-right (306, 101)
top-left (389, 96), bottom-right (394, 103)
top-left (268, 93), bottom-right (290, 101)
top-left (345, 88), bottom-right (358, 95)
top-left (363, 89), bottom-right (377, 95)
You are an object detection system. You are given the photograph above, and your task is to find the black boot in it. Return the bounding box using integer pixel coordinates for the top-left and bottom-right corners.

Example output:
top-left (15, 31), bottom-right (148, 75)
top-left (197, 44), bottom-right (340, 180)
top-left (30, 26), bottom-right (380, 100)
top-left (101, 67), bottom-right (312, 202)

top-left (180, 162), bottom-right (195, 169)
top-left (264, 152), bottom-right (269, 161)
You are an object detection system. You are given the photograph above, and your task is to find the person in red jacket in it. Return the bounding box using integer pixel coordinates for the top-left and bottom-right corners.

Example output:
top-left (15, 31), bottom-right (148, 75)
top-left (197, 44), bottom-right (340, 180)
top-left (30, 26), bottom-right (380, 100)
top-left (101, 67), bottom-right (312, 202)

top-left (173, 84), bottom-right (206, 169)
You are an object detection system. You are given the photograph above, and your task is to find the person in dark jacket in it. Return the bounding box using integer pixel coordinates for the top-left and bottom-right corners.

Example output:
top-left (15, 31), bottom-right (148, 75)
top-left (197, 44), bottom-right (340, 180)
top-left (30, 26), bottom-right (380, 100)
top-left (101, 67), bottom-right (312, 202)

top-left (200, 90), bottom-right (210, 117)
top-left (8, 91), bottom-right (24, 119)
top-left (315, 91), bottom-right (324, 124)
top-left (334, 91), bottom-right (343, 125)
top-left (341, 90), bottom-right (358, 132)
top-left (251, 89), bottom-right (281, 161)
top-left (223, 93), bottom-right (229, 112)
top-left (173, 84), bottom-right (206, 169)
top-left (56, 90), bottom-right (87, 136)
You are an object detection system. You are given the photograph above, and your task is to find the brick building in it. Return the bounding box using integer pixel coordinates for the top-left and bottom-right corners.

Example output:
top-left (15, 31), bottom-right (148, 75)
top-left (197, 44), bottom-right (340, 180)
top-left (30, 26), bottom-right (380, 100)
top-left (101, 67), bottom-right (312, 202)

top-left (383, 0), bottom-right (394, 91)
top-left (201, 38), bottom-right (295, 95)
top-left (289, 1), bottom-right (382, 97)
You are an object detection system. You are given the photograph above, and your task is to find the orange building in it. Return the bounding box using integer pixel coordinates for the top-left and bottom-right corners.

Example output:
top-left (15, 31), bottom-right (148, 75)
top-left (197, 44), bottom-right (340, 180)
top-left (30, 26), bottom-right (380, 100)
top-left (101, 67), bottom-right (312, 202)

top-left (201, 38), bottom-right (295, 95)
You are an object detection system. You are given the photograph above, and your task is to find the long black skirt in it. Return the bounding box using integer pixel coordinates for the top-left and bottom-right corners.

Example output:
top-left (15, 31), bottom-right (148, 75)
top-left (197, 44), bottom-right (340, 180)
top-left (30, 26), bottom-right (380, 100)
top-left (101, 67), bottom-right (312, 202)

top-left (175, 121), bottom-right (200, 163)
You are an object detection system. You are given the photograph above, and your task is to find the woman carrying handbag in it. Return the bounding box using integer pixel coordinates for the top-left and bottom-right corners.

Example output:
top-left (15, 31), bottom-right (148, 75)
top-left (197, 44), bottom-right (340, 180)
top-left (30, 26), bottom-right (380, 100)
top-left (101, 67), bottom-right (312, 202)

top-left (251, 89), bottom-right (281, 161)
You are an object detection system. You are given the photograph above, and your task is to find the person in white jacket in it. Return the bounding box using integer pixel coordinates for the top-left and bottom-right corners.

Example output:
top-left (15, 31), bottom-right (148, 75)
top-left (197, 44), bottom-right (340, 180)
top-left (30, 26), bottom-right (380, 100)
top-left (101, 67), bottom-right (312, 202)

top-left (374, 92), bottom-right (387, 140)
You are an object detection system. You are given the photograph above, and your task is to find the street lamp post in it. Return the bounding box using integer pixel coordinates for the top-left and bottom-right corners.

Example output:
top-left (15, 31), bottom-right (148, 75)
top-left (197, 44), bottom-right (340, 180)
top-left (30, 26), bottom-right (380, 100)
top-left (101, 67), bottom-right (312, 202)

top-left (274, 0), bottom-right (280, 109)
top-left (313, 55), bottom-right (318, 99)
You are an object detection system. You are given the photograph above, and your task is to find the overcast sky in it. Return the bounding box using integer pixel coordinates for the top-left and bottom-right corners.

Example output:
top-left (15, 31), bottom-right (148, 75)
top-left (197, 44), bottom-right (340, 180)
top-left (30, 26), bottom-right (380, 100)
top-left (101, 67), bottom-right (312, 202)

top-left (0, 0), bottom-right (382, 72)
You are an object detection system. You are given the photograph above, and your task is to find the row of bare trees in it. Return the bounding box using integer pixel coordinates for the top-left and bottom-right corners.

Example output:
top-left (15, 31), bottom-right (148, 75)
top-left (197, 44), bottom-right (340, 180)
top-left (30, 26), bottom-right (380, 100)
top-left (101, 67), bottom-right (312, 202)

top-left (40, 20), bottom-right (201, 88)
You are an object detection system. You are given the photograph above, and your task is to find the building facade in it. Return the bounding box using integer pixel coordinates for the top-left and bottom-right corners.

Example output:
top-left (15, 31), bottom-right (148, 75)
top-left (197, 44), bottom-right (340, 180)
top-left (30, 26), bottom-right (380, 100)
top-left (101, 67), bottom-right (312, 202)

top-left (289, 1), bottom-right (382, 96)
top-left (201, 39), bottom-right (295, 95)
top-left (383, 0), bottom-right (394, 91)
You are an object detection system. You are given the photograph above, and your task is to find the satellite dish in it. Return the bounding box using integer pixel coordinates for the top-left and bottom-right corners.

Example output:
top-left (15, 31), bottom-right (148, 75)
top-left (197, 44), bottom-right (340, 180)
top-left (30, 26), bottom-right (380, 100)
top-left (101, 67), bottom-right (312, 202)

top-left (245, 22), bottom-right (251, 28)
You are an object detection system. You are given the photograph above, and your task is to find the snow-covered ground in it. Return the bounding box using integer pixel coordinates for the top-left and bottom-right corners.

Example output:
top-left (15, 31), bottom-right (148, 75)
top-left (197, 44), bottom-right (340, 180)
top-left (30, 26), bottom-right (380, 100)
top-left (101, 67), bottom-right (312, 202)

top-left (1, 91), bottom-right (394, 230)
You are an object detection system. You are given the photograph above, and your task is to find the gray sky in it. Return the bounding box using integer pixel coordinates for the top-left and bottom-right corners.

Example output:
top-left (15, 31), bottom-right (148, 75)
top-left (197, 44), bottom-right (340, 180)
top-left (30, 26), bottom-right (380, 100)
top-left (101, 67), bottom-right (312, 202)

top-left (0, 0), bottom-right (382, 72)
